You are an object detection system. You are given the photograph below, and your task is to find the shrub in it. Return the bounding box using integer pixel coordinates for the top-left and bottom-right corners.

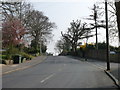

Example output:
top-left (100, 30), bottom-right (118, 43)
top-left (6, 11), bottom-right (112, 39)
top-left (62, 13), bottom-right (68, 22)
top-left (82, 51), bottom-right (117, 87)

top-left (1, 55), bottom-right (7, 60)
top-left (5, 47), bottom-right (20, 60)
top-left (23, 47), bottom-right (39, 55)
top-left (20, 52), bottom-right (34, 60)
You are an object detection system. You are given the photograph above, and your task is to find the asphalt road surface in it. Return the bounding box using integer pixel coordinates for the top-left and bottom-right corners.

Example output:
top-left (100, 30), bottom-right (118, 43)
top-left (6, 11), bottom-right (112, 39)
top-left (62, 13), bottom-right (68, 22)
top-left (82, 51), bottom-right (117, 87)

top-left (2, 56), bottom-right (118, 88)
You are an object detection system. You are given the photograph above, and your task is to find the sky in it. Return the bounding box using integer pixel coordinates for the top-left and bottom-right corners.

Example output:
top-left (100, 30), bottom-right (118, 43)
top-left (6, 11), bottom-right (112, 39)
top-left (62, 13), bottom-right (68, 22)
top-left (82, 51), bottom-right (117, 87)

top-left (26, 0), bottom-right (119, 55)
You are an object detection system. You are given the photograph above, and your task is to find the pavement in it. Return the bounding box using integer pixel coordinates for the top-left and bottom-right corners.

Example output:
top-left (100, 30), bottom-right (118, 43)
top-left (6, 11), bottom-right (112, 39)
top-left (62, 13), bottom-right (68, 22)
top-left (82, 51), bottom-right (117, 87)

top-left (86, 59), bottom-right (120, 87)
top-left (71, 57), bottom-right (120, 87)
top-left (2, 56), bottom-right (119, 88)
top-left (2, 56), bottom-right (47, 75)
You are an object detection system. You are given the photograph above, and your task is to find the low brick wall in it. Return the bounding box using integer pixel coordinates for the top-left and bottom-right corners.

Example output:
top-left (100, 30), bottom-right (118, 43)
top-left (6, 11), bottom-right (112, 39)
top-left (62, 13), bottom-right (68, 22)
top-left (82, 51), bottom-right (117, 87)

top-left (81, 49), bottom-right (120, 63)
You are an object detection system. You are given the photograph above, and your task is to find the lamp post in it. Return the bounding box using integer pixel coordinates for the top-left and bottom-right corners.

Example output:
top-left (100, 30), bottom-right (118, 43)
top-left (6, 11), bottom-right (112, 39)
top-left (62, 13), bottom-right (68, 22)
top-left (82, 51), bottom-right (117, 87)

top-left (105, 0), bottom-right (110, 70)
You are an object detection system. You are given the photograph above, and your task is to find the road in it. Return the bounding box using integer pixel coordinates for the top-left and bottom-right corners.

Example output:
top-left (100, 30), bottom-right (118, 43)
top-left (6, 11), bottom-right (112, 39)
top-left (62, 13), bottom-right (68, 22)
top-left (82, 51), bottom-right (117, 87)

top-left (2, 56), bottom-right (118, 88)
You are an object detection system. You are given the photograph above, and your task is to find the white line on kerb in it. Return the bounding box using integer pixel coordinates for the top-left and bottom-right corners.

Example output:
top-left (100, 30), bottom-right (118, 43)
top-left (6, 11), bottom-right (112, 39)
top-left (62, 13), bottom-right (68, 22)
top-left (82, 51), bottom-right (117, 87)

top-left (40, 73), bottom-right (55, 83)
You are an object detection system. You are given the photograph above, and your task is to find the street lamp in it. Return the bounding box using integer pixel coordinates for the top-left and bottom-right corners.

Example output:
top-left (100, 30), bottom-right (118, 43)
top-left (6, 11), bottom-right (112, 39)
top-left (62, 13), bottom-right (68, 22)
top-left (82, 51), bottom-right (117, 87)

top-left (105, 0), bottom-right (110, 70)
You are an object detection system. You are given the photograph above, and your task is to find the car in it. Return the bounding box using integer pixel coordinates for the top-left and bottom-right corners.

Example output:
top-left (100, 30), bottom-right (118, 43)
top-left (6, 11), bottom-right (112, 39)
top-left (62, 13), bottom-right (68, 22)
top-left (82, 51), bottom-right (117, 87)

top-left (110, 51), bottom-right (116, 54)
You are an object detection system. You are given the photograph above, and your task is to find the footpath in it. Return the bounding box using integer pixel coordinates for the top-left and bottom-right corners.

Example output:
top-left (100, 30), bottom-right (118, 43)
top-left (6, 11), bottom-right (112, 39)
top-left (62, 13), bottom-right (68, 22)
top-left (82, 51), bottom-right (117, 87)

top-left (1, 56), bottom-right (47, 75)
top-left (85, 58), bottom-right (120, 88)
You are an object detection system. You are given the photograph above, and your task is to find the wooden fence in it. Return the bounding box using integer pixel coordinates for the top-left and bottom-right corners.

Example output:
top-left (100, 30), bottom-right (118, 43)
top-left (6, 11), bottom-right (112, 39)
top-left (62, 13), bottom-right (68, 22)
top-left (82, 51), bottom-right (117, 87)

top-left (78, 49), bottom-right (120, 63)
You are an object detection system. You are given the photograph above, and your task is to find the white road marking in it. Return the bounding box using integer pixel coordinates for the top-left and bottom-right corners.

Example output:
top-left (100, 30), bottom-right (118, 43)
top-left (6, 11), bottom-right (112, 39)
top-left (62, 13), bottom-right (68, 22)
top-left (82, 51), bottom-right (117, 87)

top-left (41, 63), bottom-right (67, 83)
top-left (40, 73), bottom-right (55, 83)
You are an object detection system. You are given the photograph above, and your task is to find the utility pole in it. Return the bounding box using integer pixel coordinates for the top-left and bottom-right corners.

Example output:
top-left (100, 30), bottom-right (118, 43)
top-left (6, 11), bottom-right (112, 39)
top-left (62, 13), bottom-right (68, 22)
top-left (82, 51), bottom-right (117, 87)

top-left (105, 0), bottom-right (110, 70)
top-left (94, 6), bottom-right (98, 50)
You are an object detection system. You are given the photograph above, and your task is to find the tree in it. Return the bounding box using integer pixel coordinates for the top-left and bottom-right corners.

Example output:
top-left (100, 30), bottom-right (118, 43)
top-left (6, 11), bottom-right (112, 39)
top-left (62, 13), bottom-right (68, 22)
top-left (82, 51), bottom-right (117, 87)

top-left (95, 1), bottom-right (118, 41)
top-left (1, 1), bottom-right (33, 48)
top-left (107, 1), bottom-right (118, 40)
top-left (56, 39), bottom-right (64, 54)
top-left (115, 1), bottom-right (120, 41)
top-left (24, 10), bottom-right (56, 54)
top-left (2, 1), bottom-right (32, 22)
top-left (41, 42), bottom-right (47, 53)
top-left (1, 1), bottom-right (55, 56)
top-left (61, 20), bottom-right (95, 54)
top-left (2, 18), bottom-right (26, 48)
top-left (86, 4), bottom-right (106, 49)
top-left (55, 37), bottom-right (71, 54)
top-left (2, 1), bottom-right (22, 20)
top-left (30, 39), bottom-right (47, 54)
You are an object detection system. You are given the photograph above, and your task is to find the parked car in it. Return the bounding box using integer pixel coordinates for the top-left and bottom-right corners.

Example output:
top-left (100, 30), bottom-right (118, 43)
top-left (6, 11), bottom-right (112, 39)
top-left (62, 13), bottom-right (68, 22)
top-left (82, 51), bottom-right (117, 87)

top-left (110, 51), bottom-right (116, 54)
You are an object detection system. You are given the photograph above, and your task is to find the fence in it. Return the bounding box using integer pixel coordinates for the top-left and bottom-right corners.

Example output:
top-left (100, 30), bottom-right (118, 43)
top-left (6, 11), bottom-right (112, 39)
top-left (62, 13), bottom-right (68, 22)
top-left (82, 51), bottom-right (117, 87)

top-left (78, 49), bottom-right (120, 63)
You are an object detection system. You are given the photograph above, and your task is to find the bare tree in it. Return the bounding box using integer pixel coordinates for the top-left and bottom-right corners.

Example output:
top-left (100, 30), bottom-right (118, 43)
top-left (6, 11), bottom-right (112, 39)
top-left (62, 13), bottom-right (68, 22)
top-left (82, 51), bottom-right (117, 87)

top-left (86, 4), bottom-right (106, 49)
top-left (2, 0), bottom-right (32, 21)
top-left (115, 1), bottom-right (120, 41)
top-left (24, 10), bottom-right (56, 54)
top-left (96, 1), bottom-right (118, 42)
top-left (104, 1), bottom-right (118, 41)
top-left (55, 37), bottom-right (71, 54)
top-left (55, 39), bottom-right (64, 54)
top-left (61, 20), bottom-right (95, 54)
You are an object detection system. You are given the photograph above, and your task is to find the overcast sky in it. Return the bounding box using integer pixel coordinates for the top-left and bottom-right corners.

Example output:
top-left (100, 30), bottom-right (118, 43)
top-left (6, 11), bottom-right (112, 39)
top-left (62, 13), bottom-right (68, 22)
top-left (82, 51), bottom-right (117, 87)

top-left (27, 0), bottom-right (119, 55)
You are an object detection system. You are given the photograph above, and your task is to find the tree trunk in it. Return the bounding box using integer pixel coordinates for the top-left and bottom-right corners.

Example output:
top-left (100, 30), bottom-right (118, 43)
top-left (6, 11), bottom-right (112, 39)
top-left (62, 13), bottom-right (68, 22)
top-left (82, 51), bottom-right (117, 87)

top-left (74, 44), bottom-right (77, 55)
top-left (71, 43), bottom-right (77, 55)
top-left (34, 36), bottom-right (39, 52)
top-left (71, 44), bottom-right (75, 54)
top-left (115, 1), bottom-right (120, 41)
top-left (72, 45), bottom-right (74, 53)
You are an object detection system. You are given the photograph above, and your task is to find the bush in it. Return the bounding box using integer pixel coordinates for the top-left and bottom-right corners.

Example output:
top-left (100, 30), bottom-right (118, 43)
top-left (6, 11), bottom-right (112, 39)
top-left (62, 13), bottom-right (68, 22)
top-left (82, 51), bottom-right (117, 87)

top-left (3, 46), bottom-right (34, 62)
top-left (1, 55), bottom-right (7, 60)
top-left (4, 47), bottom-right (20, 60)
top-left (20, 52), bottom-right (34, 60)
top-left (23, 47), bottom-right (39, 55)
